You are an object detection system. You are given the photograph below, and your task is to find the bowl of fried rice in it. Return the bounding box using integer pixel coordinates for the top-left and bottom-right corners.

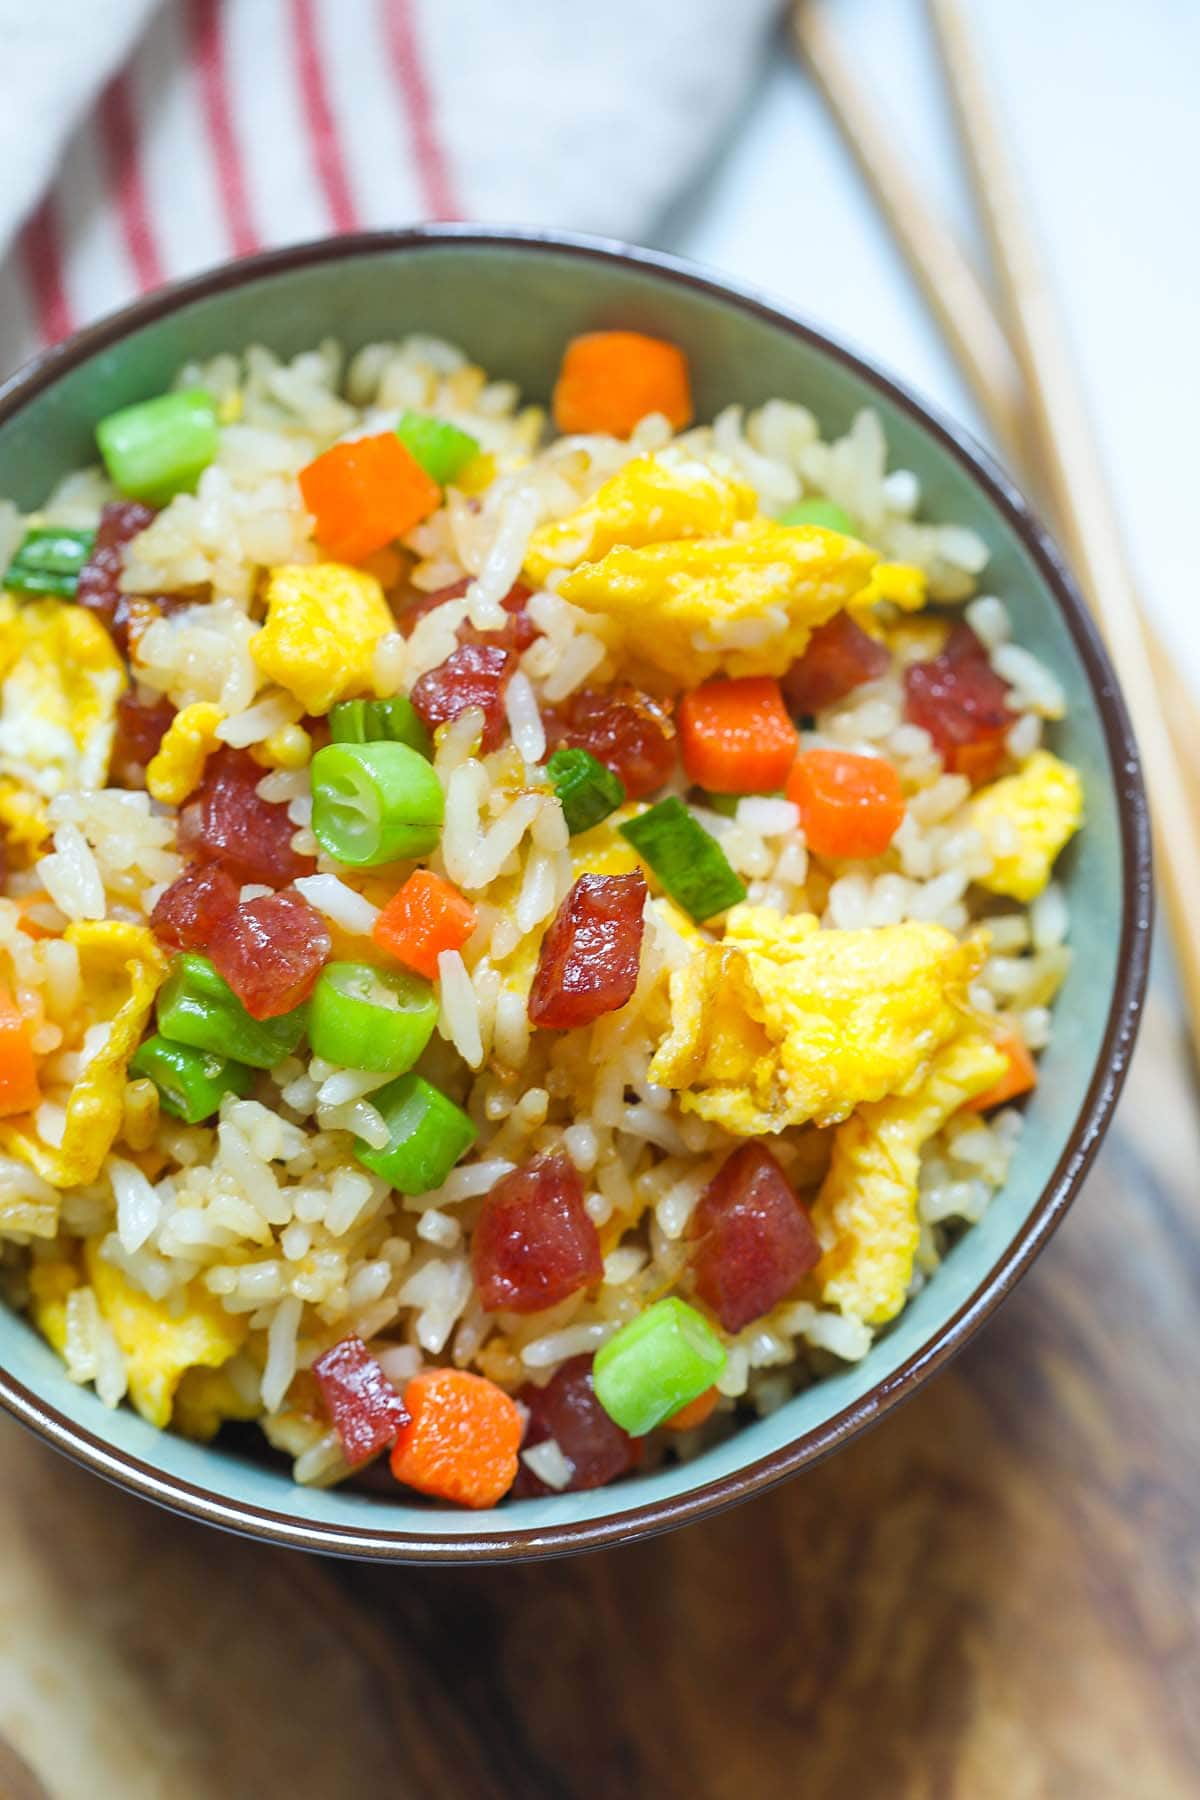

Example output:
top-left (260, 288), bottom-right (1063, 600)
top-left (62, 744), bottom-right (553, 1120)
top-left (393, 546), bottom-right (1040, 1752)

top-left (0, 228), bottom-right (1150, 1559)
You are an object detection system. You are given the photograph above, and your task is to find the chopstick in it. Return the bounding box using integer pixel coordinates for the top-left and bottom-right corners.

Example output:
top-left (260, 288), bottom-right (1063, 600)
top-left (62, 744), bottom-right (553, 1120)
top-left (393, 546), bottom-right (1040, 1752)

top-left (791, 0), bottom-right (1029, 464)
top-left (790, 0), bottom-right (1198, 795)
top-left (792, 0), bottom-right (1200, 1057)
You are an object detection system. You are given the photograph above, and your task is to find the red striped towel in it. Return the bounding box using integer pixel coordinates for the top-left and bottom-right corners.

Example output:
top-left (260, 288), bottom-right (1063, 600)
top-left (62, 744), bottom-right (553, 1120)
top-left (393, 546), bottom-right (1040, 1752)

top-left (0, 0), bottom-right (779, 376)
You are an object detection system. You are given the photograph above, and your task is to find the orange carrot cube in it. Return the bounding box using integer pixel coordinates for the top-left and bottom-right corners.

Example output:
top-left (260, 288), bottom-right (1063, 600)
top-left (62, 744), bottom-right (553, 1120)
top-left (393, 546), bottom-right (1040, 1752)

top-left (389, 1369), bottom-right (523, 1509)
top-left (373, 869), bottom-right (477, 981)
top-left (299, 433), bottom-right (440, 565)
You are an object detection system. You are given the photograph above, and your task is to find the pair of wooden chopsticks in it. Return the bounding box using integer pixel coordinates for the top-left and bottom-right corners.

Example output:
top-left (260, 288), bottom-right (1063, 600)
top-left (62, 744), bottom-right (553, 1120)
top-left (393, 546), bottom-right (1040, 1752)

top-left (791, 0), bottom-right (1200, 1060)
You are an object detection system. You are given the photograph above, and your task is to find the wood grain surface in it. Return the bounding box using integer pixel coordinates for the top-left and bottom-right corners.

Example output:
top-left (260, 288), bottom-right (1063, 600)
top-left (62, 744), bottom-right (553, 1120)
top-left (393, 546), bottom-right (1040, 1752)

top-left (0, 987), bottom-right (1196, 1800)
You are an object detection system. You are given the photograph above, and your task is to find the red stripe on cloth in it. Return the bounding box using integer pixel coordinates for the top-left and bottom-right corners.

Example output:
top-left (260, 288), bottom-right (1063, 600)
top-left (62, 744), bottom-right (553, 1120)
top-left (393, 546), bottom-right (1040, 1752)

top-left (20, 198), bottom-right (74, 346)
top-left (290, 0), bottom-right (359, 233)
top-left (380, 0), bottom-right (460, 219)
top-left (188, 0), bottom-right (259, 256)
top-left (99, 72), bottom-right (165, 291)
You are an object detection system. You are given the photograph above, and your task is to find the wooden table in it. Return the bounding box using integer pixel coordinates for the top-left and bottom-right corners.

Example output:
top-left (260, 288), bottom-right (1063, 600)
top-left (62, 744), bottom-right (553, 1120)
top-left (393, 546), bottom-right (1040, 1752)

top-left (0, 984), bottom-right (1196, 1799)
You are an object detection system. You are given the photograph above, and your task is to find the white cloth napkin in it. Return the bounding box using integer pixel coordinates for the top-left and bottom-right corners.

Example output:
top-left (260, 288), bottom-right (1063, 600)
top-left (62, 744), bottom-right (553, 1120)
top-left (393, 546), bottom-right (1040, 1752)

top-left (0, 0), bottom-right (779, 376)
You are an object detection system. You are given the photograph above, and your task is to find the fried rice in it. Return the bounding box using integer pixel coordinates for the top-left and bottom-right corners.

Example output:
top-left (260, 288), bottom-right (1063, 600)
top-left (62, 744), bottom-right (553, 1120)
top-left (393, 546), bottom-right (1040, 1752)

top-left (0, 329), bottom-right (1080, 1503)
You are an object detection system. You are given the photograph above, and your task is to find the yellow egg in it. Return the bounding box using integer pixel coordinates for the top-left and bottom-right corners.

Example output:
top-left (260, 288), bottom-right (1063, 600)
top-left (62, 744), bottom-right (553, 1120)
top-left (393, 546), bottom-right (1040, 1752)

top-left (0, 922), bottom-right (167, 1188)
top-left (173, 1363), bottom-right (261, 1442)
top-left (851, 560), bottom-right (928, 615)
top-left (252, 562), bottom-right (395, 715)
top-left (85, 1241), bottom-right (248, 1430)
top-left (568, 815), bottom-right (643, 881)
top-left (0, 779), bottom-right (53, 856)
top-left (145, 700), bottom-right (224, 804)
top-left (969, 749), bottom-right (1083, 902)
top-left (556, 519), bottom-right (878, 690)
top-left (649, 905), bottom-right (988, 1134)
top-left (0, 597), bottom-right (125, 844)
top-left (523, 450), bottom-right (757, 587)
top-left (811, 1030), bottom-right (1006, 1324)
top-left (27, 1254), bottom-right (81, 1352)
top-left (254, 721), bottom-right (313, 771)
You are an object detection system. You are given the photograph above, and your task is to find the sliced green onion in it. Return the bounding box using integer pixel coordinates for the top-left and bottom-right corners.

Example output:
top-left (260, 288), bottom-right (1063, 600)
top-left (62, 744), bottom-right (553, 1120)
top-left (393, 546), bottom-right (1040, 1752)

top-left (593, 1297), bottom-right (727, 1436)
top-left (328, 695), bottom-right (432, 759)
top-left (545, 747), bottom-right (626, 836)
top-left (310, 742), bottom-right (443, 868)
top-left (354, 1072), bottom-right (477, 1195)
top-left (155, 953), bottom-right (307, 1070)
top-left (395, 411), bottom-right (480, 487)
top-left (619, 796), bottom-right (746, 921)
top-left (779, 497), bottom-right (857, 535)
top-left (3, 526), bottom-right (96, 599)
top-left (96, 387), bottom-right (219, 504)
top-left (129, 1032), bottom-right (254, 1123)
top-left (308, 961), bottom-right (438, 1074)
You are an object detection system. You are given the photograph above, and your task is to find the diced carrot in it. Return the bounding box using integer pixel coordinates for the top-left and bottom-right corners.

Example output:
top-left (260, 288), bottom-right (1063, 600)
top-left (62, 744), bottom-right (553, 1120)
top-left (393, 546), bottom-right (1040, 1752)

top-left (677, 676), bottom-right (798, 794)
top-left (389, 1368), bottom-right (523, 1509)
top-left (0, 987), bottom-right (39, 1117)
top-left (298, 433), bottom-right (441, 565)
top-left (661, 1386), bottom-right (720, 1433)
top-left (552, 331), bottom-right (693, 438)
top-left (786, 748), bottom-right (905, 860)
top-left (965, 1027), bottom-right (1038, 1113)
top-left (373, 870), bottom-right (478, 981)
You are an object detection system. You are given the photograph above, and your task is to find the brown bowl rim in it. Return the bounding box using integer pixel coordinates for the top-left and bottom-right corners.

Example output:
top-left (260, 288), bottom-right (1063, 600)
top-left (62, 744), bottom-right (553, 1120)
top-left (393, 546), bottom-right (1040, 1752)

top-left (0, 225), bottom-right (1152, 1563)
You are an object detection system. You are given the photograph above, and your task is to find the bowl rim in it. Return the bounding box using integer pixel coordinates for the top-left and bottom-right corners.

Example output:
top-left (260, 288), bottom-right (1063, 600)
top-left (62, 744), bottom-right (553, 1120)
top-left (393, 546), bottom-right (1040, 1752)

top-left (0, 224), bottom-right (1152, 1563)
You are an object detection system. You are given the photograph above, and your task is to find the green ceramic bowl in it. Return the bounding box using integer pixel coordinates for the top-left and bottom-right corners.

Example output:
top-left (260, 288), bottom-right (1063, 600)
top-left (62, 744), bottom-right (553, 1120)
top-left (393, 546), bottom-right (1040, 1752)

top-left (0, 229), bottom-right (1150, 1561)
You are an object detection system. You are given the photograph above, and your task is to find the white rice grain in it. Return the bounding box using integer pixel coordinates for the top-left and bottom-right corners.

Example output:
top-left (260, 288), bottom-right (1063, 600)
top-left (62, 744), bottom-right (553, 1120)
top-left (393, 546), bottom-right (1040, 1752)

top-left (520, 1321), bottom-right (614, 1369)
top-left (417, 1209), bottom-right (461, 1249)
top-left (964, 595), bottom-right (1011, 648)
top-left (109, 1158), bottom-right (162, 1255)
top-left (217, 690), bottom-right (302, 748)
top-left (467, 482), bottom-right (540, 627)
top-left (1006, 713), bottom-right (1043, 759)
top-left (38, 823), bottom-right (105, 921)
top-left (437, 949), bottom-right (483, 1068)
top-left (261, 1295), bottom-right (302, 1412)
top-left (562, 1123), bottom-right (598, 1173)
top-left (293, 1430), bottom-right (350, 1488)
top-left (736, 797), bottom-right (800, 836)
top-left (1031, 881), bottom-right (1069, 951)
top-left (504, 671), bottom-right (546, 764)
top-left (992, 643), bottom-right (1066, 718)
top-left (397, 1255), bottom-right (471, 1354)
top-left (376, 1344), bottom-right (422, 1384)
top-left (294, 873), bottom-right (380, 935)
top-left (372, 631), bottom-right (407, 696)
top-left (521, 1439), bottom-right (573, 1491)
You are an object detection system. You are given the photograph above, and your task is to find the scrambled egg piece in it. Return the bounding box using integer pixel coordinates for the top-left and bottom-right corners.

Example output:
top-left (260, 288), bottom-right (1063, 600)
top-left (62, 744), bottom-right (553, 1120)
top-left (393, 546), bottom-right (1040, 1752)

top-left (0, 922), bottom-right (167, 1188)
top-left (649, 905), bottom-right (987, 1133)
top-left (28, 1254), bottom-right (80, 1351)
top-left (252, 562), bottom-right (394, 714)
top-left (0, 597), bottom-right (125, 848)
top-left (145, 700), bottom-right (224, 804)
top-left (173, 1363), bottom-right (261, 1441)
top-left (523, 450), bottom-right (757, 587)
top-left (812, 1030), bottom-right (1007, 1324)
top-left (556, 520), bottom-right (878, 689)
top-left (969, 749), bottom-right (1083, 902)
top-left (0, 782), bottom-right (53, 859)
top-left (568, 815), bottom-right (643, 881)
top-left (84, 1240), bottom-right (248, 1430)
top-left (852, 560), bottom-right (927, 614)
